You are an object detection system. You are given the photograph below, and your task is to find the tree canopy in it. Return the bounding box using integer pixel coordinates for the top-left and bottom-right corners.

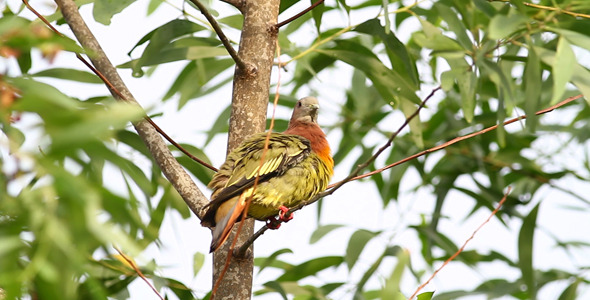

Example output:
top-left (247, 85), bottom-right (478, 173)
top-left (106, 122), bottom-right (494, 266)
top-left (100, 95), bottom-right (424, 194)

top-left (1, 0), bottom-right (590, 299)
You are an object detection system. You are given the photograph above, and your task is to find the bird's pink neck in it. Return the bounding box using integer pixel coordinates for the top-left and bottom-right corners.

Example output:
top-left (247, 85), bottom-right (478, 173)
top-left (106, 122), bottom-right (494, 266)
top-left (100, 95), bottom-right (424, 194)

top-left (285, 121), bottom-right (332, 165)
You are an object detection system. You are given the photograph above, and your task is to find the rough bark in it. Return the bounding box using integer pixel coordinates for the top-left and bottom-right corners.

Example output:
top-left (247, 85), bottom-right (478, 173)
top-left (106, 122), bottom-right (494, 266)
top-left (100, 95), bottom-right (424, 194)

top-left (54, 0), bottom-right (208, 218)
top-left (211, 0), bottom-right (280, 299)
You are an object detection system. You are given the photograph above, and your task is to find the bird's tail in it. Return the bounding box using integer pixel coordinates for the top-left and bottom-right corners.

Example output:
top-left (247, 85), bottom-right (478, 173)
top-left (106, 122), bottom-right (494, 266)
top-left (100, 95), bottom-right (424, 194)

top-left (210, 193), bottom-right (248, 252)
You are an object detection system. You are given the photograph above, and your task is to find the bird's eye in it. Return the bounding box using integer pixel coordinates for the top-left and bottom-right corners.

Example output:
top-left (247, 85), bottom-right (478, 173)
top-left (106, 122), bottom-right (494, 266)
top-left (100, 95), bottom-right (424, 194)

top-left (297, 101), bottom-right (302, 107)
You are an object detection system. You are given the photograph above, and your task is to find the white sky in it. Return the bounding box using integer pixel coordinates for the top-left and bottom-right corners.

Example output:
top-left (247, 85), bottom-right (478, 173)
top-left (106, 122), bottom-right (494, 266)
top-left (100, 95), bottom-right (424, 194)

top-left (3, 0), bottom-right (590, 299)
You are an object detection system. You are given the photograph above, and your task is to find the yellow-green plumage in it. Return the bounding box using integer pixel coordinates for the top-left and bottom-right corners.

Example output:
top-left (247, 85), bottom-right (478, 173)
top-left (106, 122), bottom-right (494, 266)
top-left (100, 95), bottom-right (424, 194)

top-left (201, 97), bottom-right (333, 252)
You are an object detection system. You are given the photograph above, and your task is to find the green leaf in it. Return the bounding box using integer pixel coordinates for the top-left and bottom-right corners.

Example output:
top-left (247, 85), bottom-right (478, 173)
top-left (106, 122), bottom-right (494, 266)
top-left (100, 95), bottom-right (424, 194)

top-left (535, 46), bottom-right (590, 106)
top-left (204, 104), bottom-right (231, 146)
top-left (551, 37), bottom-right (575, 104)
top-left (417, 291), bottom-right (435, 300)
top-left (257, 248), bottom-right (293, 272)
top-left (93, 0), bottom-right (135, 25)
top-left (457, 68), bottom-right (477, 123)
top-left (310, 224), bottom-right (344, 244)
top-left (128, 19), bottom-right (207, 70)
top-left (524, 44), bottom-right (541, 132)
top-left (380, 249), bottom-right (409, 300)
top-left (434, 3), bottom-right (472, 49)
top-left (549, 27), bottom-right (590, 51)
top-left (30, 68), bottom-right (103, 84)
top-left (488, 14), bottom-right (528, 40)
top-left (147, 0), bottom-right (163, 15)
top-left (346, 229), bottom-right (378, 270)
top-left (263, 281), bottom-right (288, 300)
top-left (355, 18), bottom-right (420, 86)
top-left (193, 252), bottom-right (205, 276)
top-left (518, 203), bottom-right (540, 299)
top-left (276, 256), bottom-right (343, 282)
top-left (317, 40), bottom-right (420, 105)
top-left (558, 278), bottom-right (580, 300)
top-left (311, 0), bottom-right (325, 33)
top-left (399, 97), bottom-right (424, 148)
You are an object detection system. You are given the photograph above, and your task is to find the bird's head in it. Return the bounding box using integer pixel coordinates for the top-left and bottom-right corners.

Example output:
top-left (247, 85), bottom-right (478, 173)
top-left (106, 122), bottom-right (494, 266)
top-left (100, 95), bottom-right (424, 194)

top-left (291, 96), bottom-right (320, 124)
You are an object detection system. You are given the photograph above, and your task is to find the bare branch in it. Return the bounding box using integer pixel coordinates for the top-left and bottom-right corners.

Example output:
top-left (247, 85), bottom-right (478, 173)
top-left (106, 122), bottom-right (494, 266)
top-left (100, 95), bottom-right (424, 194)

top-left (408, 187), bottom-right (512, 300)
top-left (275, 0), bottom-right (325, 29)
top-left (188, 0), bottom-right (252, 73)
top-left (53, 0), bottom-right (209, 218)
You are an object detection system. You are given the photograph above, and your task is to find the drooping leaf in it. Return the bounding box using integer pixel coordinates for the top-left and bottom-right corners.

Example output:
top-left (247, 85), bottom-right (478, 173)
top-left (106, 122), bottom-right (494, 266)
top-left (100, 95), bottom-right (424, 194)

top-left (345, 229), bottom-right (378, 270)
top-left (551, 37), bottom-right (575, 104)
top-left (276, 256), bottom-right (343, 282)
top-left (93, 0), bottom-right (135, 25)
top-left (310, 224), bottom-right (345, 244)
top-left (518, 203), bottom-right (540, 299)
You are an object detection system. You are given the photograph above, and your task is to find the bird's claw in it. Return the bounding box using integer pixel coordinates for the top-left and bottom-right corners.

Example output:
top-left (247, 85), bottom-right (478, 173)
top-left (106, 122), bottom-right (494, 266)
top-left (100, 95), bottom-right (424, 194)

top-left (278, 205), bottom-right (293, 222)
top-left (266, 206), bottom-right (293, 230)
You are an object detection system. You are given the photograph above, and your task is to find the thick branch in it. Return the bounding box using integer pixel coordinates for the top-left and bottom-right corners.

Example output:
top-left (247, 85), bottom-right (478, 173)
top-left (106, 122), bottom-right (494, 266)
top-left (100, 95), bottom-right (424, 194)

top-left (54, 0), bottom-right (208, 218)
top-left (188, 0), bottom-right (250, 72)
top-left (211, 0), bottom-right (280, 298)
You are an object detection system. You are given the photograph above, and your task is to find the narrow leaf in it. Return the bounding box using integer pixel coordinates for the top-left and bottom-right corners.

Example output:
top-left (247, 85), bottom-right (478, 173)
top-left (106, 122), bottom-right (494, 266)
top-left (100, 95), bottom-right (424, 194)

top-left (518, 203), bottom-right (540, 299)
top-left (524, 44), bottom-right (541, 131)
top-left (551, 37), bottom-right (575, 104)
top-left (345, 229), bottom-right (378, 270)
top-left (93, 0), bottom-right (134, 25)
top-left (310, 224), bottom-right (344, 244)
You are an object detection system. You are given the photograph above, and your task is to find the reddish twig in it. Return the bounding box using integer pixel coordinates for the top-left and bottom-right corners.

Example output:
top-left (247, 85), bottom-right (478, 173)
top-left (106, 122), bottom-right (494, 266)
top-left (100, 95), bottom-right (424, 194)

top-left (23, 0), bottom-right (218, 173)
top-left (342, 94), bottom-right (583, 184)
top-left (114, 247), bottom-right (164, 300)
top-left (408, 187), bottom-right (512, 300)
top-left (275, 0), bottom-right (325, 28)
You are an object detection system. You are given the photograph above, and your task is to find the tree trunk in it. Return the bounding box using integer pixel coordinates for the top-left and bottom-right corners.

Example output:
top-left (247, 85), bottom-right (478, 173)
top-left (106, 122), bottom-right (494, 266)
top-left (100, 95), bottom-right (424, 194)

top-left (211, 0), bottom-right (280, 299)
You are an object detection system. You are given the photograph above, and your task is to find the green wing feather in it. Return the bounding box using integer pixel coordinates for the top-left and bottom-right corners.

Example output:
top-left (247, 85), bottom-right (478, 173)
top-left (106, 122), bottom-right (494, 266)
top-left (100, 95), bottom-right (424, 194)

top-left (201, 132), bottom-right (310, 226)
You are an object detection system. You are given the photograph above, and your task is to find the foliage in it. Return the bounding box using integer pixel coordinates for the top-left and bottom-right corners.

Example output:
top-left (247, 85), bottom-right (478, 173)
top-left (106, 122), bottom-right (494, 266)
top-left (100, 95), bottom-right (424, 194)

top-left (2, 0), bottom-right (590, 299)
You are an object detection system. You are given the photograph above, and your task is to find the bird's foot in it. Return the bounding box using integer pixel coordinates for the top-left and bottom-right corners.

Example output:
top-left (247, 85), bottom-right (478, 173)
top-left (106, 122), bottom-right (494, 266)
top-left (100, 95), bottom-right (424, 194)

top-left (266, 206), bottom-right (293, 230)
top-left (278, 205), bottom-right (293, 222)
top-left (266, 217), bottom-right (282, 229)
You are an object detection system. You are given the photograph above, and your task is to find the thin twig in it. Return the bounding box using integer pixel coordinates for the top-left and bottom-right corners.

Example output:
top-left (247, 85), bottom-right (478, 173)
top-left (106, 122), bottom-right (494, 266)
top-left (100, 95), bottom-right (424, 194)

top-left (345, 94), bottom-right (583, 183)
top-left (523, 2), bottom-right (590, 19)
top-left (188, 0), bottom-right (250, 72)
top-left (114, 247), bottom-right (164, 300)
top-left (275, 0), bottom-right (325, 29)
top-left (408, 187), bottom-right (512, 300)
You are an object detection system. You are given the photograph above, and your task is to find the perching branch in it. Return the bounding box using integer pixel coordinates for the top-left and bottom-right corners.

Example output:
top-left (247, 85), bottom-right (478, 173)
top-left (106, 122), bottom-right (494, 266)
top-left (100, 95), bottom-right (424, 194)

top-left (188, 0), bottom-right (251, 73)
top-left (408, 187), bottom-right (512, 300)
top-left (52, 0), bottom-right (209, 218)
top-left (239, 92), bottom-right (584, 252)
top-left (275, 0), bottom-right (325, 29)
